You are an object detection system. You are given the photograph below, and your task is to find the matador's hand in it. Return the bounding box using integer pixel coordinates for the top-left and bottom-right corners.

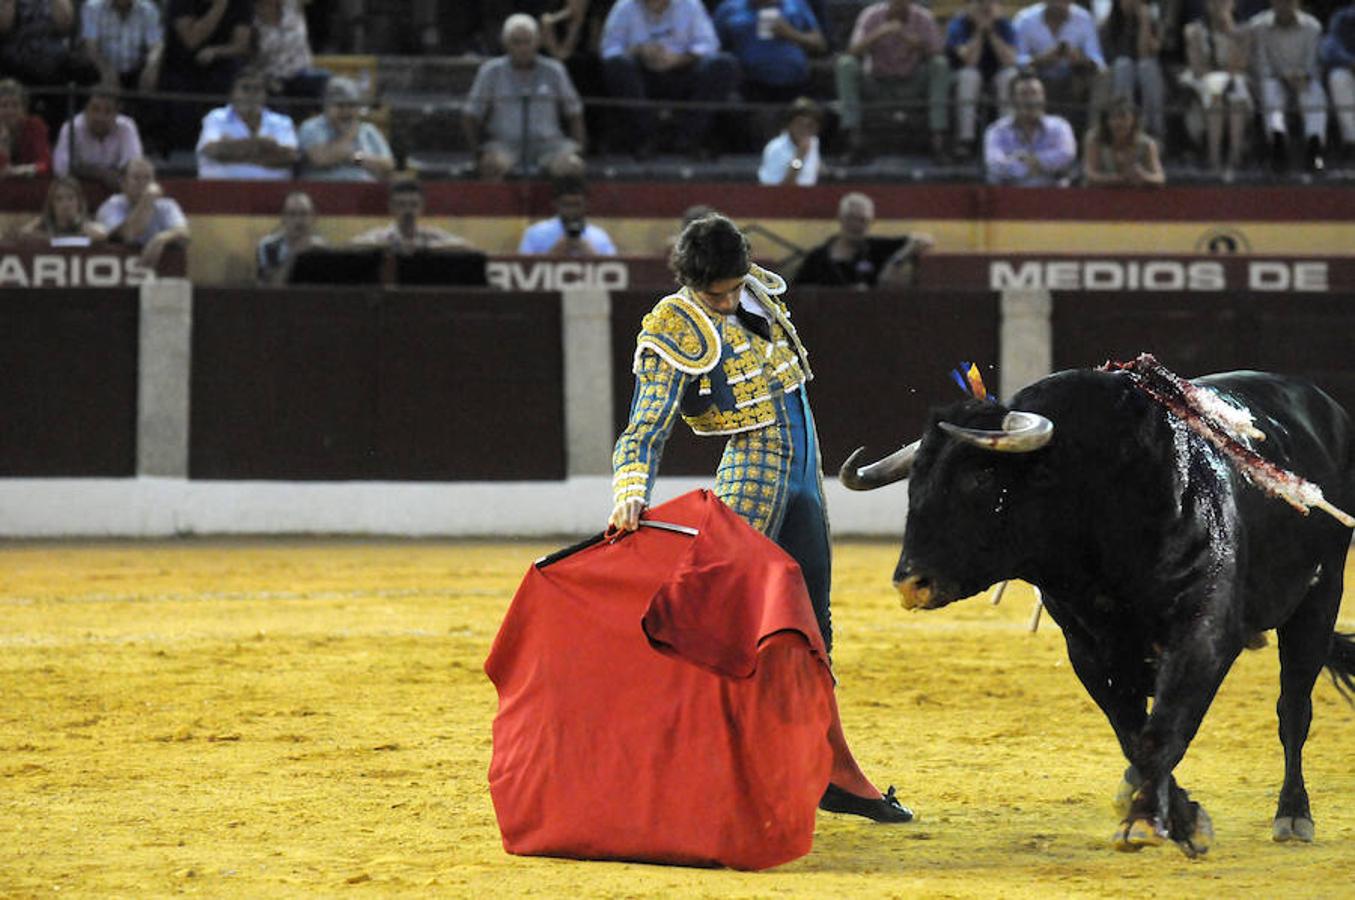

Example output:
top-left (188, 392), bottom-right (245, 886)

top-left (608, 498), bottom-right (646, 533)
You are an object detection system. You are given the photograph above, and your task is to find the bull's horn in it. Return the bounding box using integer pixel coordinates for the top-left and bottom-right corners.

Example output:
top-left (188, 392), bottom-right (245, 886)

top-left (938, 411), bottom-right (1054, 453)
top-left (839, 440), bottom-right (920, 491)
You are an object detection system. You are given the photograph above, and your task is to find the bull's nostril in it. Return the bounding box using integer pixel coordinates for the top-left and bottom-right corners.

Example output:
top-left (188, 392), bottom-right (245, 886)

top-left (913, 576), bottom-right (931, 590)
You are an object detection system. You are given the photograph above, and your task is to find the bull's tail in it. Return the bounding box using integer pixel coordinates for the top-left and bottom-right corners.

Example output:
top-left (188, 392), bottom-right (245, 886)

top-left (1329, 632), bottom-right (1355, 703)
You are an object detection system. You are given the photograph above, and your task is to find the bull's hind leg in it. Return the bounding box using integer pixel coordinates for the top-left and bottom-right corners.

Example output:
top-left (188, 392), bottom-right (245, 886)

top-left (1272, 554), bottom-right (1344, 843)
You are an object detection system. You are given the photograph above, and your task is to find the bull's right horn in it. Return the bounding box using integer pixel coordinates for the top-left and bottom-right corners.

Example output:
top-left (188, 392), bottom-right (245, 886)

top-left (939, 410), bottom-right (1054, 453)
top-left (839, 441), bottom-right (920, 491)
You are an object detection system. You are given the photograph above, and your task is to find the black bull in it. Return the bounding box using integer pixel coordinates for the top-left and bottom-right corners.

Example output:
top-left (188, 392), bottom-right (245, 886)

top-left (841, 368), bottom-right (1355, 856)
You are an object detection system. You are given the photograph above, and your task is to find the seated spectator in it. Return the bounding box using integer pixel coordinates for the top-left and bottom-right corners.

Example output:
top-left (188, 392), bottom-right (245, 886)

top-left (519, 175), bottom-right (617, 256)
top-left (351, 179), bottom-right (471, 254)
top-left (17, 175), bottom-right (108, 242)
top-left (162, 0), bottom-right (252, 148)
top-left (257, 189), bottom-right (324, 284)
top-left (0, 0), bottom-right (97, 99)
top-left (80, 0), bottom-right (164, 95)
top-left (53, 87), bottom-right (143, 190)
top-left (1320, 1), bottom-right (1355, 162)
top-left (947, 0), bottom-right (1020, 160)
top-left (464, 13), bottom-right (585, 181)
top-left (0, 77), bottom-right (50, 177)
top-left (837, 0), bottom-right (952, 162)
top-left (1013, 0), bottom-right (1107, 134)
top-left (196, 68), bottom-right (298, 179)
top-left (1182, 0), bottom-right (1252, 177)
top-left (297, 76), bottom-right (394, 181)
top-left (253, 0), bottom-right (329, 100)
top-left (984, 69), bottom-right (1077, 185)
top-left (713, 0), bottom-right (827, 104)
top-left (1100, 0), bottom-right (1166, 138)
top-left (758, 95), bottom-right (822, 185)
top-left (1082, 96), bottom-right (1165, 185)
top-left (96, 157), bottom-right (191, 267)
top-left (793, 191), bottom-right (934, 288)
top-left (1251, 0), bottom-right (1327, 173)
top-left (599, 0), bottom-right (740, 159)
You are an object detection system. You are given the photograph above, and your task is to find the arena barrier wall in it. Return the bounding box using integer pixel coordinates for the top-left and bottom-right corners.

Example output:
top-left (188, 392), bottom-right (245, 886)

top-left (3, 257), bottom-right (1354, 537)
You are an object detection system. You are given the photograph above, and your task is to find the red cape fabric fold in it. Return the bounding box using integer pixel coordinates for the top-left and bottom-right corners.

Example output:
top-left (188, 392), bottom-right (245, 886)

top-left (485, 489), bottom-right (834, 870)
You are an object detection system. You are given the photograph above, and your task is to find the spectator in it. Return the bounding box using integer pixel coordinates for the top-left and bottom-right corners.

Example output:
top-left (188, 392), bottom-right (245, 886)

top-left (984, 69), bottom-right (1077, 185)
top-left (162, 0), bottom-right (252, 148)
top-left (837, 0), bottom-right (952, 161)
top-left (256, 189), bottom-right (324, 283)
top-left (1320, 1), bottom-right (1355, 161)
top-left (1083, 95), bottom-right (1165, 185)
top-left (0, 77), bottom-right (49, 177)
top-left (946, 0), bottom-right (1020, 160)
top-left (1250, 0), bottom-right (1327, 173)
top-left (17, 175), bottom-right (108, 242)
top-left (518, 175), bottom-right (617, 256)
top-left (1100, 0), bottom-right (1166, 138)
top-left (1013, 0), bottom-right (1107, 133)
top-left (79, 0), bottom-right (164, 95)
top-left (599, 0), bottom-right (740, 159)
top-left (793, 191), bottom-right (933, 288)
top-left (297, 75), bottom-right (394, 181)
top-left (0, 0), bottom-right (96, 93)
top-left (758, 95), bottom-right (822, 184)
top-left (351, 179), bottom-right (471, 254)
top-left (1182, 0), bottom-right (1252, 177)
top-left (96, 157), bottom-right (191, 268)
top-left (253, 0), bottom-right (328, 100)
top-left (464, 13), bottom-right (586, 181)
top-left (713, 0), bottom-right (827, 104)
top-left (53, 86), bottom-right (143, 190)
top-left (196, 67), bottom-right (298, 179)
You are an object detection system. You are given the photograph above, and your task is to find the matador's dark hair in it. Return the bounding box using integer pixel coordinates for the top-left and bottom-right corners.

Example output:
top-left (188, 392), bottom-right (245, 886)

top-left (669, 213), bottom-right (750, 290)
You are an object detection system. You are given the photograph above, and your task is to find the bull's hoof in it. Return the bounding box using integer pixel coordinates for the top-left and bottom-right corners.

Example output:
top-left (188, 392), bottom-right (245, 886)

top-left (1112, 817), bottom-right (1167, 852)
top-left (1175, 805), bottom-right (1214, 858)
top-left (1272, 816), bottom-right (1315, 843)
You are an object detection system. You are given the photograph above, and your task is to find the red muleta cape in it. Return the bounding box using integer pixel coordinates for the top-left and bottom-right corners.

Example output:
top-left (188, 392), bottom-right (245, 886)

top-left (484, 489), bottom-right (835, 870)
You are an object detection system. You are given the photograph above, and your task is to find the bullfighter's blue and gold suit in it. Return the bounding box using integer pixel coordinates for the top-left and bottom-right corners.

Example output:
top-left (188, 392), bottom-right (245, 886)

top-left (613, 265), bottom-right (836, 650)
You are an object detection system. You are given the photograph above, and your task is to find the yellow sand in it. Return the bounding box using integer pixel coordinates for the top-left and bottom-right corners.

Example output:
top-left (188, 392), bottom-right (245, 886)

top-left (2, 540), bottom-right (1353, 898)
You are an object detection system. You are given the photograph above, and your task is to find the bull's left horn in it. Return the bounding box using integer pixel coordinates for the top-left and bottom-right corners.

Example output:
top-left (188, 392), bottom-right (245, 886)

top-left (938, 411), bottom-right (1054, 453)
top-left (839, 441), bottom-right (920, 491)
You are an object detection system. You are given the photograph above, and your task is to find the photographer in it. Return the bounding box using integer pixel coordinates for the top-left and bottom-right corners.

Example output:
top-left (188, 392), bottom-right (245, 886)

top-left (518, 176), bottom-right (617, 257)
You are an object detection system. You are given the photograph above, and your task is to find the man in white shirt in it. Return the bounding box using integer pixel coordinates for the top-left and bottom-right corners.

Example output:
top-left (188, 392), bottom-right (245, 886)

top-left (518, 176), bottom-right (617, 256)
top-left (96, 156), bottom-right (190, 269)
top-left (757, 96), bottom-right (821, 185)
top-left (1251, 0), bottom-right (1328, 173)
top-left (196, 68), bottom-right (298, 180)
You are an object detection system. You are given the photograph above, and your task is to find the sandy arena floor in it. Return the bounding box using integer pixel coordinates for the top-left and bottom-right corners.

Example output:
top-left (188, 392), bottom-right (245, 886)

top-left (1, 539), bottom-right (1353, 898)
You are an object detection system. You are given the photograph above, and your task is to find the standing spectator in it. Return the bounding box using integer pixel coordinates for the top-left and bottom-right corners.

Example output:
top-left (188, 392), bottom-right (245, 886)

top-left (1182, 0), bottom-right (1252, 177)
top-left (17, 175), bottom-right (108, 241)
top-left (1013, 0), bottom-right (1107, 133)
top-left (1320, 1), bottom-right (1355, 161)
top-left (53, 87), bottom-right (143, 190)
top-left (253, 0), bottom-right (328, 100)
top-left (464, 13), bottom-right (586, 181)
top-left (758, 95), bottom-right (822, 185)
top-left (836, 0), bottom-right (952, 162)
top-left (162, 0), bottom-right (252, 148)
top-left (1083, 95), bottom-right (1165, 185)
top-left (0, 77), bottom-right (49, 177)
top-left (1250, 0), bottom-right (1327, 173)
top-left (96, 157), bottom-right (191, 268)
top-left (0, 0), bottom-right (96, 96)
top-left (79, 0), bottom-right (164, 95)
top-left (713, 0), bottom-right (827, 104)
top-left (984, 70), bottom-right (1077, 185)
top-left (1100, 0), bottom-right (1166, 138)
top-left (518, 175), bottom-right (617, 256)
top-left (257, 189), bottom-right (324, 283)
top-left (947, 0), bottom-right (1020, 160)
top-left (297, 76), bottom-right (393, 181)
top-left (598, 0), bottom-right (740, 159)
top-left (793, 191), bottom-right (934, 288)
top-left (351, 179), bottom-right (471, 254)
top-left (196, 67), bottom-right (298, 179)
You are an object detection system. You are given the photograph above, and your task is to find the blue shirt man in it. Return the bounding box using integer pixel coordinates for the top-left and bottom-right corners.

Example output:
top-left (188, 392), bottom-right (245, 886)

top-left (946, 5), bottom-right (1017, 82)
top-left (1013, 0), bottom-right (1105, 81)
top-left (714, 0), bottom-right (825, 95)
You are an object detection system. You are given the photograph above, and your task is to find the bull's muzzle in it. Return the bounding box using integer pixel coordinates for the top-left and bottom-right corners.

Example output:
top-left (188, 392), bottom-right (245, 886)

top-left (894, 573), bottom-right (939, 610)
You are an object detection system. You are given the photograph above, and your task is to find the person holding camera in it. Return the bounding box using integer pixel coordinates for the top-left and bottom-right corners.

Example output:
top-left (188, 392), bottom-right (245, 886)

top-left (1012, 0), bottom-right (1106, 133)
top-left (518, 176), bottom-right (617, 257)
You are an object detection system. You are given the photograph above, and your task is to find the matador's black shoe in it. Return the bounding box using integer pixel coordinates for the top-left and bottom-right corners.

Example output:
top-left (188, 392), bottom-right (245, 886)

top-left (819, 784), bottom-right (915, 823)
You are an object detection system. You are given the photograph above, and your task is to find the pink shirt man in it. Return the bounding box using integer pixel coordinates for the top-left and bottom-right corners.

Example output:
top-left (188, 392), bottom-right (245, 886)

top-left (53, 111), bottom-right (143, 181)
top-left (848, 0), bottom-right (943, 80)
